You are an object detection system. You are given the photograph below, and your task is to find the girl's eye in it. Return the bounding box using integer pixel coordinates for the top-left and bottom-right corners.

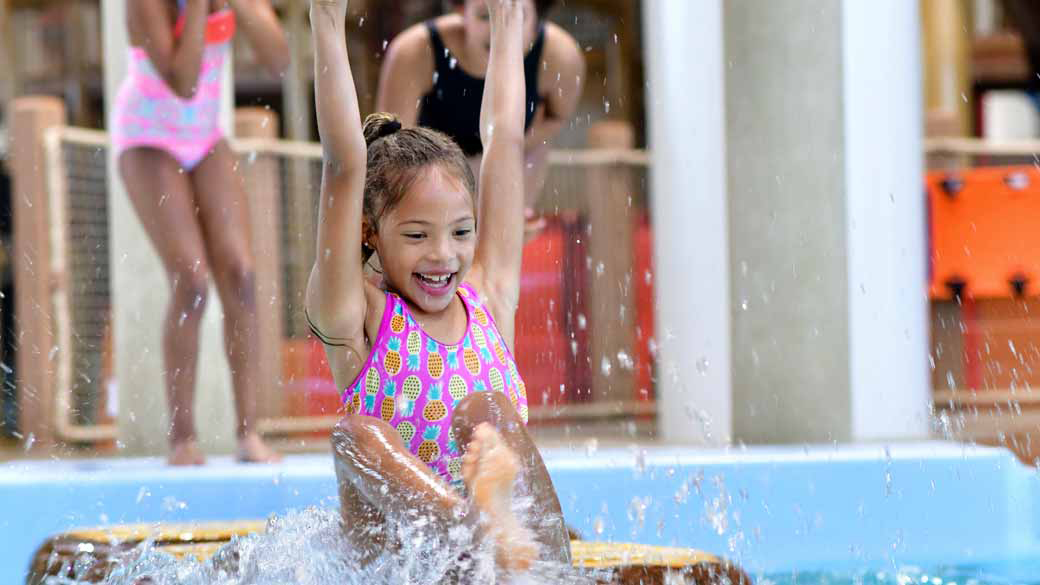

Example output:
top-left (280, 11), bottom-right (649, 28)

top-left (404, 233), bottom-right (426, 240)
top-left (454, 229), bottom-right (473, 238)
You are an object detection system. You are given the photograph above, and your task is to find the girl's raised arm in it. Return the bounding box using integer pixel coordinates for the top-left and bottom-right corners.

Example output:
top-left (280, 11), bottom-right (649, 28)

top-left (304, 0), bottom-right (368, 341)
top-left (473, 0), bottom-right (526, 315)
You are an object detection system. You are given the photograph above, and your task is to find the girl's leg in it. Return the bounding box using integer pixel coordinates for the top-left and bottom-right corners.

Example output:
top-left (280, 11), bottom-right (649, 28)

top-left (190, 140), bottom-right (279, 462)
top-left (333, 411), bottom-right (540, 574)
top-left (332, 414), bottom-right (467, 563)
top-left (119, 148), bottom-right (212, 465)
top-left (451, 391), bottom-right (571, 564)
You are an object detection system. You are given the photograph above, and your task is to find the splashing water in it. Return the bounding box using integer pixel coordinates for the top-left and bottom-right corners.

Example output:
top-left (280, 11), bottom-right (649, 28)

top-left (47, 508), bottom-right (604, 585)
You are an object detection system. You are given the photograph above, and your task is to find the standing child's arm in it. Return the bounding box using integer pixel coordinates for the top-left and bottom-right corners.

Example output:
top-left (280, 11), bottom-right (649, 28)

top-left (304, 0), bottom-right (368, 344)
top-left (227, 0), bottom-right (290, 76)
top-left (128, 0), bottom-right (209, 99)
top-left (472, 0), bottom-right (526, 343)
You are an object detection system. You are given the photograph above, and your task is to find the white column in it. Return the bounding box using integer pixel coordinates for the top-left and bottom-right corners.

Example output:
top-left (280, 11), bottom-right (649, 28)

top-left (725, 0), bottom-right (928, 443)
top-left (642, 0), bottom-right (731, 444)
top-left (843, 1), bottom-right (929, 440)
top-left (103, 0), bottom-right (236, 456)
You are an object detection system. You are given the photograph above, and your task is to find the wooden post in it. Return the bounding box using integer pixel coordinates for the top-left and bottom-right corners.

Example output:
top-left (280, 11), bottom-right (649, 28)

top-left (11, 96), bottom-right (65, 450)
top-left (282, 0), bottom-right (312, 144)
top-left (922, 0), bottom-right (972, 136)
top-left (234, 107), bottom-right (285, 420)
top-left (585, 121), bottom-right (636, 405)
top-left (0, 0), bottom-right (16, 111)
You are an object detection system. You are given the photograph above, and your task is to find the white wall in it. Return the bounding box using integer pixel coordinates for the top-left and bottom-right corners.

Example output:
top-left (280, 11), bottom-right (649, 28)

top-left (642, 0), bottom-right (731, 444)
top-left (843, 0), bottom-right (929, 440)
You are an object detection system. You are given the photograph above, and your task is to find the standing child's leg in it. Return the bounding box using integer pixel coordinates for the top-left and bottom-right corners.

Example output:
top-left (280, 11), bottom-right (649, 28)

top-left (119, 148), bottom-right (212, 466)
top-left (192, 140), bottom-right (280, 463)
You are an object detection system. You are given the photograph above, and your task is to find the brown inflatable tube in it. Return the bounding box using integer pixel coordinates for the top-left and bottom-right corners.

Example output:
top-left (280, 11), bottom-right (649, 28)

top-left (28, 521), bottom-right (750, 585)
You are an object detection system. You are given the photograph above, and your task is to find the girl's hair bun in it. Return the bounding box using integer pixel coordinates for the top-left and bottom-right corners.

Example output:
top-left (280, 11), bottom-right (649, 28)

top-left (363, 113), bottom-right (403, 146)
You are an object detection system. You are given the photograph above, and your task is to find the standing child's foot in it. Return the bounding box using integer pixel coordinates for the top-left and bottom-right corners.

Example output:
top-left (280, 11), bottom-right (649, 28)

top-left (236, 432), bottom-right (282, 463)
top-left (168, 439), bottom-right (206, 466)
top-left (462, 423), bottom-right (538, 572)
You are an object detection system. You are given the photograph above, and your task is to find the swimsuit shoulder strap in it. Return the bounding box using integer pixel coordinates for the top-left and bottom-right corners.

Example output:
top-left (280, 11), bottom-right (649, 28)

top-left (526, 23), bottom-right (547, 66)
top-left (425, 20), bottom-right (451, 71)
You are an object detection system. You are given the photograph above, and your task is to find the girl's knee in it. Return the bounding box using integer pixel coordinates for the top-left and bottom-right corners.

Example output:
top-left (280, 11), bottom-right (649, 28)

top-left (451, 391), bottom-right (522, 447)
top-left (332, 414), bottom-right (395, 459)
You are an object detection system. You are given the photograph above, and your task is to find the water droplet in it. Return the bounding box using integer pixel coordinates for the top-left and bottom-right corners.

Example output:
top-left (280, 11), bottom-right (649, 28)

top-left (23, 432), bottom-right (35, 452)
top-left (696, 357), bottom-right (710, 375)
top-left (740, 298), bottom-right (749, 311)
top-left (576, 314), bottom-right (587, 330)
top-left (616, 350), bottom-right (634, 370)
top-left (584, 438), bottom-right (598, 456)
top-left (449, 57), bottom-right (458, 69)
top-left (382, 39), bottom-right (388, 50)
top-left (593, 516), bottom-right (605, 535)
top-left (600, 356), bottom-right (612, 376)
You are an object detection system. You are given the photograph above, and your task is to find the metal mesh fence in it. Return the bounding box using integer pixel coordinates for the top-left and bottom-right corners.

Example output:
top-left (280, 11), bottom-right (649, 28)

top-left (46, 129), bottom-right (655, 440)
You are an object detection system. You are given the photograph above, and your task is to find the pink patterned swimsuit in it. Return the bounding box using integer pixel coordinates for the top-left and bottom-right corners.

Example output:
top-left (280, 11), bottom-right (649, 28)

top-left (343, 283), bottom-right (529, 486)
top-left (112, 8), bottom-right (235, 170)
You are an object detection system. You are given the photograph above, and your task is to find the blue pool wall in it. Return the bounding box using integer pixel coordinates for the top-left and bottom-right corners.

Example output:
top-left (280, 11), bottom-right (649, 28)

top-left (0, 441), bottom-right (1037, 582)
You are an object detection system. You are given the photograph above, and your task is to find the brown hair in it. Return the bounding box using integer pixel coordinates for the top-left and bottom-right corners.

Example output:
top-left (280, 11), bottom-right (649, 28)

top-left (361, 113), bottom-right (476, 265)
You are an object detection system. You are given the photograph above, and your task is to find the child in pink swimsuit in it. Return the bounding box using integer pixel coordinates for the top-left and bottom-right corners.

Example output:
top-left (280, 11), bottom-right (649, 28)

top-left (112, 2), bottom-right (233, 170)
top-left (114, 0), bottom-right (288, 466)
top-left (307, 0), bottom-right (568, 576)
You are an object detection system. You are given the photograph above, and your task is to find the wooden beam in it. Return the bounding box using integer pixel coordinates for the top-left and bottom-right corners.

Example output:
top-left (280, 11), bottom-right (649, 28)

top-left (11, 95), bottom-right (65, 451)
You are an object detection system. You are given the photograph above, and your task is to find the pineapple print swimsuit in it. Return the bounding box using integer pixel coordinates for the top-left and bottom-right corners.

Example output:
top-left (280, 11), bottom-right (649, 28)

top-left (341, 283), bottom-right (529, 487)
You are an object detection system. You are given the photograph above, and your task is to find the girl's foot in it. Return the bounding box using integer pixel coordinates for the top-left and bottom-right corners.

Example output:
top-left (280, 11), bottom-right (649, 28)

top-left (168, 439), bottom-right (206, 466)
top-left (236, 432), bottom-right (282, 463)
top-left (462, 423), bottom-right (538, 571)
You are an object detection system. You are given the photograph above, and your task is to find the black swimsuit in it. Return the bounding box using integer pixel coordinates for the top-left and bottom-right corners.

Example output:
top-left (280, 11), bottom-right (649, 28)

top-left (417, 20), bottom-right (545, 157)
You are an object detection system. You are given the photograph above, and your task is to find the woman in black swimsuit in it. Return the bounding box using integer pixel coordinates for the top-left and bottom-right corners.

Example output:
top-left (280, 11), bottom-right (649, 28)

top-left (376, 0), bottom-right (584, 236)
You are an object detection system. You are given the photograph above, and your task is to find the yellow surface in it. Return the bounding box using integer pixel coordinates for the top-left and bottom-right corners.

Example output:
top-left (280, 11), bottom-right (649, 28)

top-left (54, 521), bottom-right (724, 569)
top-left (59, 520), bottom-right (268, 545)
top-left (569, 541), bottom-right (719, 569)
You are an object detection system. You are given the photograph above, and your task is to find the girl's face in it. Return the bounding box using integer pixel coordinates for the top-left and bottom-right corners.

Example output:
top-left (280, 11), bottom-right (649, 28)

top-left (371, 166), bottom-right (477, 315)
top-left (460, 0), bottom-right (540, 60)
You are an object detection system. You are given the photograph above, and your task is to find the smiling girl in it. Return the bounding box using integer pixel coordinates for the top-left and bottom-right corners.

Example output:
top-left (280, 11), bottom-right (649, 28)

top-left (307, 0), bottom-right (570, 575)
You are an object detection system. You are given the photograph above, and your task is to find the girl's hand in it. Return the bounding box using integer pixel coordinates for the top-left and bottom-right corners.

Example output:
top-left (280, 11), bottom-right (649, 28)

top-left (311, 0), bottom-right (347, 22)
top-left (485, 0), bottom-right (522, 14)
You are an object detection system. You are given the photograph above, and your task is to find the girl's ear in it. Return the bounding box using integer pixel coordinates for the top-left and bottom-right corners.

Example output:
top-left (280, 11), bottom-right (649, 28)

top-left (362, 220), bottom-right (378, 251)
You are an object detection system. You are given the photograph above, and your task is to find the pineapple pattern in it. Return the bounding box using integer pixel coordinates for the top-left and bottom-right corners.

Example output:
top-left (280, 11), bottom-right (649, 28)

top-left (341, 286), bottom-right (528, 484)
top-left (397, 420), bottom-right (416, 447)
top-left (426, 338), bottom-right (444, 379)
top-left (423, 383), bottom-right (448, 422)
top-left (448, 374), bottom-right (468, 406)
top-left (380, 381), bottom-right (397, 422)
top-left (384, 338), bottom-right (402, 376)
top-left (418, 425), bottom-right (442, 463)
top-left (406, 331), bottom-right (422, 371)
